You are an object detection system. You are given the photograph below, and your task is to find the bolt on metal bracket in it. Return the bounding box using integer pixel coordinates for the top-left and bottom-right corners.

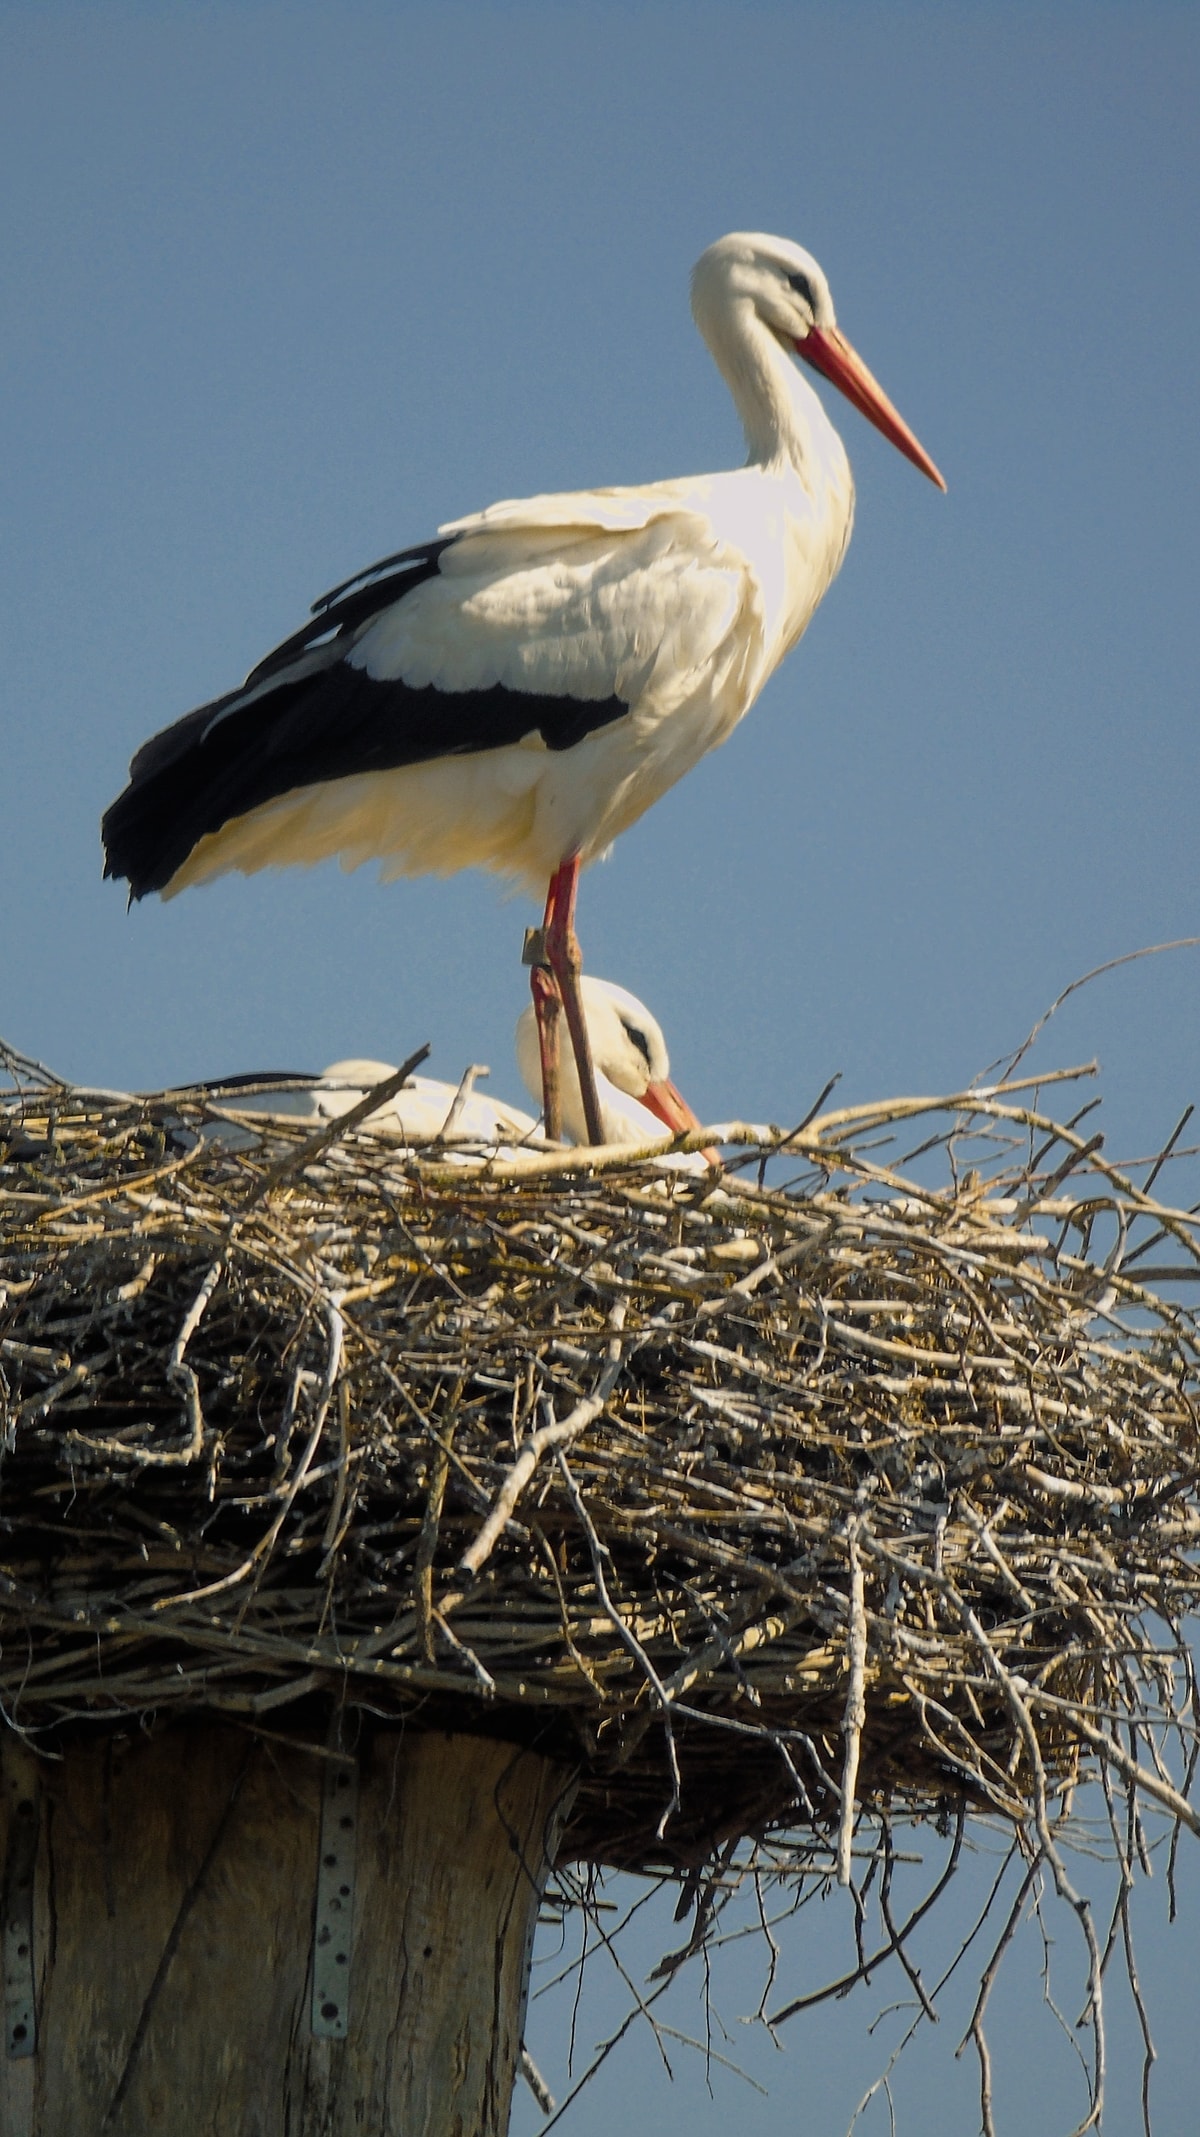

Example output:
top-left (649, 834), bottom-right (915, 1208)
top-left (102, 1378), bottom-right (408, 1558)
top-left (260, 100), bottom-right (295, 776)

top-left (311, 1747), bottom-right (358, 2039)
top-left (2, 1741), bottom-right (40, 2061)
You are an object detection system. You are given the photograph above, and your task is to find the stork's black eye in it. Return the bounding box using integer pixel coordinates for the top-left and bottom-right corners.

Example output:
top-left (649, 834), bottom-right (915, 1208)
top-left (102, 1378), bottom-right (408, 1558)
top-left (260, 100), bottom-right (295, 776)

top-left (786, 269), bottom-right (816, 311)
top-left (622, 1021), bottom-right (654, 1069)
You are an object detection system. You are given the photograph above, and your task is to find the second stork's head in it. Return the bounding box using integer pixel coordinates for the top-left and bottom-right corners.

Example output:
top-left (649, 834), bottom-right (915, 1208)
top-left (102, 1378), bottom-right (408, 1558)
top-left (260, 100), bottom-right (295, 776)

top-left (516, 976), bottom-right (701, 1148)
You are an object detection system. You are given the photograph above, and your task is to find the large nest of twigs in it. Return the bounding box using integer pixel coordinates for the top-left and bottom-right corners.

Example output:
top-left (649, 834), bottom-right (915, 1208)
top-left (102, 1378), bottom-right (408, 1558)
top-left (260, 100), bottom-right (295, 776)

top-left (2, 1048), bottom-right (1199, 1878)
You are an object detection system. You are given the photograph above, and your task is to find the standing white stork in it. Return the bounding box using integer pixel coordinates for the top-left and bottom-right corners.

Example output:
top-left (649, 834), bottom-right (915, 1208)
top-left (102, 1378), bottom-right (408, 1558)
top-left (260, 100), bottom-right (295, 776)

top-left (102, 232), bottom-right (944, 1140)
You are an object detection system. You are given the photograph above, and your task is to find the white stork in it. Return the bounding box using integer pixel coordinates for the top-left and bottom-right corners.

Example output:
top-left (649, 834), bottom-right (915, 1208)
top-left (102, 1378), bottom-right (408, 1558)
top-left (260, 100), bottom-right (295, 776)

top-left (514, 974), bottom-right (699, 1147)
top-left (102, 232), bottom-right (944, 1140)
top-left (196, 977), bottom-right (700, 1153)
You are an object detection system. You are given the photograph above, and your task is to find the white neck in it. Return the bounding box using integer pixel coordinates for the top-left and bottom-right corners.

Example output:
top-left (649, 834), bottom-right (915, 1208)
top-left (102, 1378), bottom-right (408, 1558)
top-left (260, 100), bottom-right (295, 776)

top-left (697, 294), bottom-right (846, 488)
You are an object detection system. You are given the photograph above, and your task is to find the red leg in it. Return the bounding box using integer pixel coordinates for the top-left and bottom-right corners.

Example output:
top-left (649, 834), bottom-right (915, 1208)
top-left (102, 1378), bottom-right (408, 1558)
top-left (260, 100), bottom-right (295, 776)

top-left (542, 856), bottom-right (605, 1147)
top-left (530, 958), bottom-right (564, 1141)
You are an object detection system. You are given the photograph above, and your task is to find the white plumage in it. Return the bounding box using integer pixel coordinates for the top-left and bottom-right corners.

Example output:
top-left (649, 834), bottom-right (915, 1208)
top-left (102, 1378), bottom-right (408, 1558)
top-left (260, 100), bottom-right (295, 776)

top-left (514, 976), bottom-right (698, 1146)
top-left (104, 230), bottom-right (941, 904)
top-left (103, 232), bottom-right (942, 1142)
top-left (200, 976), bottom-right (700, 1154)
top-left (205, 1063), bottom-right (539, 1148)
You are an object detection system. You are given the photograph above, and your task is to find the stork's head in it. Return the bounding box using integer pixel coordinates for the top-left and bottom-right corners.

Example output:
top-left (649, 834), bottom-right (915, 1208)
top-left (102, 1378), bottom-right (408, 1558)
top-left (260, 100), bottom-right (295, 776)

top-left (692, 231), bottom-right (837, 349)
top-left (692, 232), bottom-right (946, 491)
top-left (515, 976), bottom-right (700, 1147)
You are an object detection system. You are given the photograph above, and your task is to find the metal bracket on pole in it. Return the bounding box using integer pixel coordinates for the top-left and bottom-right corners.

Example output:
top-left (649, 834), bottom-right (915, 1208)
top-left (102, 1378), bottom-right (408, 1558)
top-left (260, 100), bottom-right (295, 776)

top-left (2, 1740), bottom-right (40, 2061)
top-left (311, 1745), bottom-right (358, 2039)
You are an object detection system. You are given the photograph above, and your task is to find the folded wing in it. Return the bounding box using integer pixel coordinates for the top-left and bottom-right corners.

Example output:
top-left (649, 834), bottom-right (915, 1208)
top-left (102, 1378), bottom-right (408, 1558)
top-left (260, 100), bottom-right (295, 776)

top-left (102, 495), bottom-right (755, 900)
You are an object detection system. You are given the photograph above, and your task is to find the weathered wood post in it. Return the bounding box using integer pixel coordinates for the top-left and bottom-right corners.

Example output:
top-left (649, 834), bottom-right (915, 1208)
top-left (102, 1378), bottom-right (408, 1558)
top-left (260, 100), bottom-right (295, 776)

top-left (0, 1726), bottom-right (571, 2136)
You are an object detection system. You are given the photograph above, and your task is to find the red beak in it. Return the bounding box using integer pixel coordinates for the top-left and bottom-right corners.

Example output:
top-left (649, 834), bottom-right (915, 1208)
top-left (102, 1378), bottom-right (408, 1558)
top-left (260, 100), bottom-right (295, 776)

top-left (640, 1077), bottom-right (702, 1136)
top-left (796, 325), bottom-right (946, 492)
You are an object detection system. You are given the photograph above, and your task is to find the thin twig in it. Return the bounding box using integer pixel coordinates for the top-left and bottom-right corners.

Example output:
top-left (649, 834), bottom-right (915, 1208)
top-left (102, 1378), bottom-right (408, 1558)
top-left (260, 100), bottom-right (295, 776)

top-left (554, 1448), bottom-right (682, 1840)
top-left (1001, 939), bottom-right (1200, 1082)
top-left (456, 1303), bottom-right (628, 1579)
top-left (838, 1520), bottom-right (867, 1887)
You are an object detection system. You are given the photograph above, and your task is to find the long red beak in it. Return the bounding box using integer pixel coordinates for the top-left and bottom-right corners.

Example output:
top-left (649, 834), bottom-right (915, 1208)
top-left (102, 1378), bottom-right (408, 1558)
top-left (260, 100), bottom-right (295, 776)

top-left (796, 325), bottom-right (946, 491)
top-left (640, 1077), bottom-right (702, 1136)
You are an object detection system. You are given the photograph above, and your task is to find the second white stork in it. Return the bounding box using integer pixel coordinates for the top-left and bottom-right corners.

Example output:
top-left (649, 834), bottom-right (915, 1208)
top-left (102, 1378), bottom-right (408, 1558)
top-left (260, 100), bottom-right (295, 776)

top-left (101, 231), bottom-right (944, 1139)
top-left (196, 976), bottom-right (701, 1154)
top-left (514, 975), bottom-right (700, 1148)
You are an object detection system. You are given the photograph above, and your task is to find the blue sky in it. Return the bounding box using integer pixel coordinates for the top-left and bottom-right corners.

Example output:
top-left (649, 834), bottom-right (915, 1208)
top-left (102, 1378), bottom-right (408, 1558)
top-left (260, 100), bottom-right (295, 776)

top-left (4, 6), bottom-right (1199, 2130)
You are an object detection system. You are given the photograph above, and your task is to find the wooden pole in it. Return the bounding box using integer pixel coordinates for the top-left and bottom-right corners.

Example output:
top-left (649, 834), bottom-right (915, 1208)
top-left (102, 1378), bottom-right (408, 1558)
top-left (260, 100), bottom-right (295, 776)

top-left (0, 1724), bottom-right (572, 2137)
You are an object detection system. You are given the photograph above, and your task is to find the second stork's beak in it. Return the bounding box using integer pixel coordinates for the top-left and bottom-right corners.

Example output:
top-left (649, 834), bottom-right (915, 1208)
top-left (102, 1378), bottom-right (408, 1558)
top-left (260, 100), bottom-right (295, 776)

top-left (796, 325), bottom-right (946, 491)
top-left (640, 1077), bottom-right (703, 1136)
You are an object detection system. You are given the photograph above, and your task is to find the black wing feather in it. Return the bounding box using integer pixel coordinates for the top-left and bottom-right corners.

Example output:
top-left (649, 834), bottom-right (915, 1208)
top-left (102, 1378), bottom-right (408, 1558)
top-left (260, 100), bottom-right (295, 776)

top-left (102, 537), bottom-right (627, 900)
top-left (310, 538), bottom-right (452, 617)
top-left (244, 540), bottom-right (456, 688)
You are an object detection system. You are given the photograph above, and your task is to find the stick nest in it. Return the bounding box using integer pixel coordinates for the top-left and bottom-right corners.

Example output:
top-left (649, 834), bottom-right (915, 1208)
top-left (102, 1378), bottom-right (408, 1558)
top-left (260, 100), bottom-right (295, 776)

top-left (2, 1050), bottom-right (1199, 1876)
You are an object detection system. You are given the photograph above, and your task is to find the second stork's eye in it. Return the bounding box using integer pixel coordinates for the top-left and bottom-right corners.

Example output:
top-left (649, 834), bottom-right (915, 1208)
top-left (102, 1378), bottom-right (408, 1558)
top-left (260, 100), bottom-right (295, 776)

top-left (786, 269), bottom-right (817, 312)
top-left (622, 1020), bottom-right (654, 1070)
